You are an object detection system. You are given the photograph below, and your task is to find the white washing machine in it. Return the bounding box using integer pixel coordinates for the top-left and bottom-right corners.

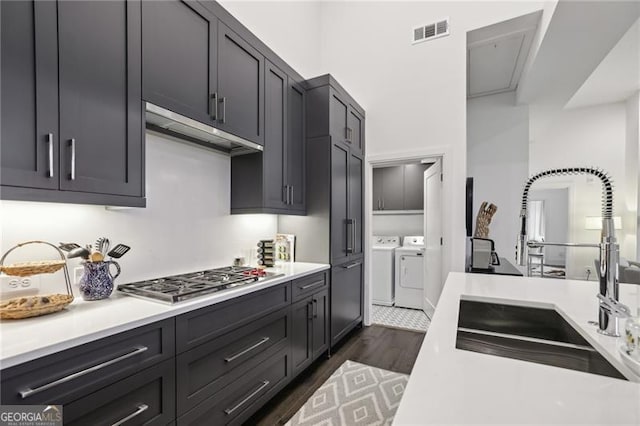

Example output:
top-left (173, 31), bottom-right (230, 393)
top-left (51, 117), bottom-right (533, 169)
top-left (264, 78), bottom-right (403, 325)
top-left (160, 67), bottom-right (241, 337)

top-left (395, 236), bottom-right (425, 309)
top-left (371, 236), bottom-right (400, 306)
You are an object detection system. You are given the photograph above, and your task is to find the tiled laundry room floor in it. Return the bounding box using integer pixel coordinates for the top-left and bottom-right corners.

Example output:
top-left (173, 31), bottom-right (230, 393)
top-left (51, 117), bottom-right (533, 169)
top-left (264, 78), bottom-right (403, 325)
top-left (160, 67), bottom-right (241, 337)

top-left (371, 304), bottom-right (430, 332)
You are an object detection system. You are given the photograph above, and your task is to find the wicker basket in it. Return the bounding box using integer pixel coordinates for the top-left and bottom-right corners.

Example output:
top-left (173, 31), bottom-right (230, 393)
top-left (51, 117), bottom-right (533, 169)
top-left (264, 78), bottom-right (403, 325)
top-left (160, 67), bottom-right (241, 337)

top-left (0, 294), bottom-right (74, 319)
top-left (0, 260), bottom-right (66, 277)
top-left (0, 241), bottom-right (74, 320)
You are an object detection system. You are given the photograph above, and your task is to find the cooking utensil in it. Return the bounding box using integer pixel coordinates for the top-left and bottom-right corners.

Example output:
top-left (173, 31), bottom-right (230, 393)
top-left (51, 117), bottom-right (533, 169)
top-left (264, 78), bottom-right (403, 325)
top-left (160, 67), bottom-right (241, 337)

top-left (95, 237), bottom-right (110, 256)
top-left (107, 244), bottom-right (130, 259)
top-left (58, 242), bottom-right (81, 252)
top-left (67, 246), bottom-right (90, 260)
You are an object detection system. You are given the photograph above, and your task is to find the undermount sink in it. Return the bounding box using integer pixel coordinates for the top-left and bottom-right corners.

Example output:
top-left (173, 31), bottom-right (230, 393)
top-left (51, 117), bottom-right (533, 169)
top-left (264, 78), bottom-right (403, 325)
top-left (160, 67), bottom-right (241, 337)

top-left (456, 299), bottom-right (627, 380)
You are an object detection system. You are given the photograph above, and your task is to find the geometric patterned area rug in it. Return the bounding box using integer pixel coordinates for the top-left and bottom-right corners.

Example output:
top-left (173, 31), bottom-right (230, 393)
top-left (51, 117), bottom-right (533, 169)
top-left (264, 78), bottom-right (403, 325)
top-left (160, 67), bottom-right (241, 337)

top-left (285, 360), bottom-right (409, 426)
top-left (371, 305), bottom-right (430, 332)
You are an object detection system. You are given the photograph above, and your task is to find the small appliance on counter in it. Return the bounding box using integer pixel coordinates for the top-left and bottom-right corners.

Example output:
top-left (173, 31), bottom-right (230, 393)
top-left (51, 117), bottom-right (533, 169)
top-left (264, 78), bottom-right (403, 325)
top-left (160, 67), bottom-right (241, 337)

top-left (257, 240), bottom-right (275, 267)
top-left (471, 237), bottom-right (500, 270)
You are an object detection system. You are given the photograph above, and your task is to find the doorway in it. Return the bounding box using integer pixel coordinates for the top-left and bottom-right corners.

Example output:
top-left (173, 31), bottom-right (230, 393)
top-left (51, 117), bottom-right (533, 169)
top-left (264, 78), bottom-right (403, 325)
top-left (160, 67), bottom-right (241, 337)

top-left (368, 156), bottom-right (443, 330)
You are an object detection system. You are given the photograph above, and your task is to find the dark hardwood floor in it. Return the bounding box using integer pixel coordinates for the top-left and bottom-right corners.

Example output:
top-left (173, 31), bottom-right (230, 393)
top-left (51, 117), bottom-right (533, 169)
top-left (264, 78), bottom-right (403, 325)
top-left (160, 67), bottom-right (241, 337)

top-left (245, 325), bottom-right (426, 425)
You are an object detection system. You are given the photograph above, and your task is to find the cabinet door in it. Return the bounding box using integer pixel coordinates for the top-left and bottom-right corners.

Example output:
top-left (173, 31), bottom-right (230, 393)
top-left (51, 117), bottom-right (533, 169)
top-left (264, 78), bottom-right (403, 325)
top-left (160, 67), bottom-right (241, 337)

top-left (347, 107), bottom-right (364, 154)
top-left (403, 163), bottom-right (428, 210)
top-left (331, 142), bottom-right (350, 264)
top-left (349, 152), bottom-right (364, 258)
top-left (287, 80), bottom-right (306, 212)
top-left (372, 168), bottom-right (384, 211)
top-left (58, 0), bottom-right (143, 197)
top-left (217, 22), bottom-right (264, 145)
top-left (311, 289), bottom-right (329, 359)
top-left (1, 0), bottom-right (58, 189)
top-left (329, 90), bottom-right (349, 146)
top-left (291, 298), bottom-right (312, 375)
top-left (382, 166), bottom-right (404, 210)
top-left (142, 0), bottom-right (217, 125)
top-left (331, 261), bottom-right (363, 347)
top-left (264, 61), bottom-right (287, 210)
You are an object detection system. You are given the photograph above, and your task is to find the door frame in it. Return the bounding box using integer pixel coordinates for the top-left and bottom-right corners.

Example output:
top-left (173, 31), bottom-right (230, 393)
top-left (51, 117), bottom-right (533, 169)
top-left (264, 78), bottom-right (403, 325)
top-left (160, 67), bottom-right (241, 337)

top-left (364, 146), bottom-right (451, 326)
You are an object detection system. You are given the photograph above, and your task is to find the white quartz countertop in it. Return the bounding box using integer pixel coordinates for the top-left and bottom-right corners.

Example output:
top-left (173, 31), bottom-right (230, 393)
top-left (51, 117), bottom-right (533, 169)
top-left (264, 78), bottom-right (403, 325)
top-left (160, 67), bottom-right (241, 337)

top-left (393, 272), bottom-right (640, 425)
top-left (0, 262), bottom-right (329, 369)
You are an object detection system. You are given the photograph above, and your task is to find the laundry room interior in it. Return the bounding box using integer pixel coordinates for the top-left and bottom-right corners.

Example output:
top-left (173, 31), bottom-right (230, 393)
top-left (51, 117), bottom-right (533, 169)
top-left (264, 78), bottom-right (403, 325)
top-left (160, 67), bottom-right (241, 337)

top-left (370, 158), bottom-right (443, 332)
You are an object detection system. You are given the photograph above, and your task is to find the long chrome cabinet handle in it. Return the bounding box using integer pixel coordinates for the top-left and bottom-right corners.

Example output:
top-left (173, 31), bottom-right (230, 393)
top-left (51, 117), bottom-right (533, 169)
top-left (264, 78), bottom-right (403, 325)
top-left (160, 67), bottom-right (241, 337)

top-left (19, 345), bottom-right (148, 399)
top-left (343, 262), bottom-right (361, 269)
top-left (210, 92), bottom-right (218, 120)
top-left (111, 404), bottom-right (149, 426)
top-left (300, 280), bottom-right (324, 291)
top-left (345, 219), bottom-right (353, 254)
top-left (220, 97), bottom-right (227, 123)
top-left (224, 337), bottom-right (270, 363)
top-left (224, 380), bottom-right (270, 415)
top-left (69, 138), bottom-right (76, 180)
top-left (352, 218), bottom-right (357, 253)
top-left (46, 133), bottom-right (54, 178)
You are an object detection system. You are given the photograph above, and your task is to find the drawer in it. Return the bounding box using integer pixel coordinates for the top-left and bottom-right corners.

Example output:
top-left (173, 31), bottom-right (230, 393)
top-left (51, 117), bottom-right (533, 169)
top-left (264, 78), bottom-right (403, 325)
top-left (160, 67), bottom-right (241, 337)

top-left (64, 359), bottom-right (175, 426)
top-left (177, 307), bottom-right (290, 414)
top-left (291, 271), bottom-right (328, 302)
top-left (1, 318), bottom-right (174, 405)
top-left (177, 347), bottom-right (291, 426)
top-left (176, 282), bottom-right (290, 353)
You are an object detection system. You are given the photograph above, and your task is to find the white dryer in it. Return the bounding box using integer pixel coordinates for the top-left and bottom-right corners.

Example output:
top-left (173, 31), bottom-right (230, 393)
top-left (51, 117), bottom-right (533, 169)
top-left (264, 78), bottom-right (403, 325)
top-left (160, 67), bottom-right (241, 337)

top-left (395, 236), bottom-right (425, 309)
top-left (371, 236), bottom-right (400, 306)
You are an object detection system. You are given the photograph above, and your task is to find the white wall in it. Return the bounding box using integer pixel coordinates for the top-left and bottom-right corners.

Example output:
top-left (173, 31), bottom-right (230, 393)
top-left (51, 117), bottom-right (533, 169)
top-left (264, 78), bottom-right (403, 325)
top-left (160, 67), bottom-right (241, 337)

top-left (319, 1), bottom-right (545, 276)
top-left (0, 133), bottom-right (278, 294)
top-left (626, 92), bottom-right (640, 262)
top-left (372, 214), bottom-right (423, 238)
top-left (530, 101), bottom-right (636, 279)
top-left (467, 91), bottom-right (529, 261)
top-left (218, 0), bottom-right (322, 78)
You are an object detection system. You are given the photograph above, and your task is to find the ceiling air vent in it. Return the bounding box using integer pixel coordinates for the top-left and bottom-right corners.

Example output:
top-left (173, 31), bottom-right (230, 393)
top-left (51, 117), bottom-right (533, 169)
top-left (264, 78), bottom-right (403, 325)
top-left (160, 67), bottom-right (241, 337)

top-left (413, 17), bottom-right (450, 44)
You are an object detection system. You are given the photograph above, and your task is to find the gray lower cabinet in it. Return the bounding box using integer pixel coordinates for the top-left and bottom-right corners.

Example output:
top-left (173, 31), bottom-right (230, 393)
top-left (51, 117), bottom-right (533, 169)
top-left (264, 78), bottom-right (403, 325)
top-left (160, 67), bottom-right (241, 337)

top-left (142, 0), bottom-right (218, 125)
top-left (331, 260), bottom-right (364, 347)
top-left (291, 288), bottom-right (329, 376)
top-left (0, 319), bottom-right (174, 406)
top-left (0, 277), bottom-right (330, 425)
top-left (63, 359), bottom-right (176, 426)
top-left (1, 0), bottom-right (144, 206)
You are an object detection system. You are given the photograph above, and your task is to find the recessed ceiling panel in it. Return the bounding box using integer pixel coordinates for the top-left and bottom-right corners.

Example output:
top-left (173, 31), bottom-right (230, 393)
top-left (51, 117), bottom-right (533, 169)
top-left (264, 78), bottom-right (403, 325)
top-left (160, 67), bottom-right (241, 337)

top-left (469, 34), bottom-right (525, 97)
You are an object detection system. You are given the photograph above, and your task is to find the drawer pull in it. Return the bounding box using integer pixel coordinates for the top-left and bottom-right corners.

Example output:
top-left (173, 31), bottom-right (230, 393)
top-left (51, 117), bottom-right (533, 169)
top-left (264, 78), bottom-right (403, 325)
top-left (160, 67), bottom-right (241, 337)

top-left (224, 337), bottom-right (270, 363)
top-left (111, 404), bottom-right (149, 426)
top-left (224, 380), bottom-right (270, 416)
top-left (343, 262), bottom-right (361, 270)
top-left (19, 345), bottom-right (148, 399)
top-left (299, 280), bottom-right (324, 291)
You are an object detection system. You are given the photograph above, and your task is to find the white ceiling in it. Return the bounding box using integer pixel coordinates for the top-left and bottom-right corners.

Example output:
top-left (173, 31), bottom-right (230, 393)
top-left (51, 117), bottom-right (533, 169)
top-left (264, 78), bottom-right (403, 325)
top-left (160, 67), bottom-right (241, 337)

top-left (467, 11), bottom-right (542, 98)
top-left (566, 18), bottom-right (640, 109)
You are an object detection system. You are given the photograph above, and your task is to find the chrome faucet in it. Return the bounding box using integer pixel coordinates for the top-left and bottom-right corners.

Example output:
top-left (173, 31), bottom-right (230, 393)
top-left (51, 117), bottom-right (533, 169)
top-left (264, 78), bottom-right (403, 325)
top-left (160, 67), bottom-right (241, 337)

top-left (515, 167), bottom-right (630, 337)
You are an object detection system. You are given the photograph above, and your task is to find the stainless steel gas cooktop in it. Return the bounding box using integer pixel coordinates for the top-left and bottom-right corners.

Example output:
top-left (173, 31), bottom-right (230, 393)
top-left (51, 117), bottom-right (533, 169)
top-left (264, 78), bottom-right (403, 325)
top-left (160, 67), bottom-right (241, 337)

top-left (117, 266), bottom-right (283, 304)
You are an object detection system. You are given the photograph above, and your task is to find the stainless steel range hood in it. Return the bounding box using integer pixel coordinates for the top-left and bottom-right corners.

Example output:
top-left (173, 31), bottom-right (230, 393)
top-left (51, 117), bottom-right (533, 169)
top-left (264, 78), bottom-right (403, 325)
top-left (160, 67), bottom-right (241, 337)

top-left (145, 102), bottom-right (263, 156)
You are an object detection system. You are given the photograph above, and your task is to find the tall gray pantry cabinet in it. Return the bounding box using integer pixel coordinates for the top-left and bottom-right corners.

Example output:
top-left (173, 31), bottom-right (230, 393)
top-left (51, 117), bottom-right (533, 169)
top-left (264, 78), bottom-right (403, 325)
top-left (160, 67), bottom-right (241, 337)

top-left (281, 74), bottom-right (366, 348)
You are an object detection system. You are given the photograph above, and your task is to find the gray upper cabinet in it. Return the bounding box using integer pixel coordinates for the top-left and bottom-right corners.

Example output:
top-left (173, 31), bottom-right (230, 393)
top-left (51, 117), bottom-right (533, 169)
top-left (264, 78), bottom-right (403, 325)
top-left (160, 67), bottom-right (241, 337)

top-left (142, 0), bottom-right (217, 125)
top-left (1, 0), bottom-right (144, 206)
top-left (373, 163), bottom-right (429, 211)
top-left (347, 107), bottom-right (364, 155)
top-left (330, 90), bottom-right (349, 146)
top-left (217, 22), bottom-right (264, 145)
top-left (287, 81), bottom-right (306, 213)
top-left (58, 0), bottom-right (143, 198)
top-left (1, 0), bottom-right (58, 190)
top-left (263, 61), bottom-right (288, 210)
top-left (331, 142), bottom-right (350, 265)
top-left (230, 63), bottom-right (306, 215)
